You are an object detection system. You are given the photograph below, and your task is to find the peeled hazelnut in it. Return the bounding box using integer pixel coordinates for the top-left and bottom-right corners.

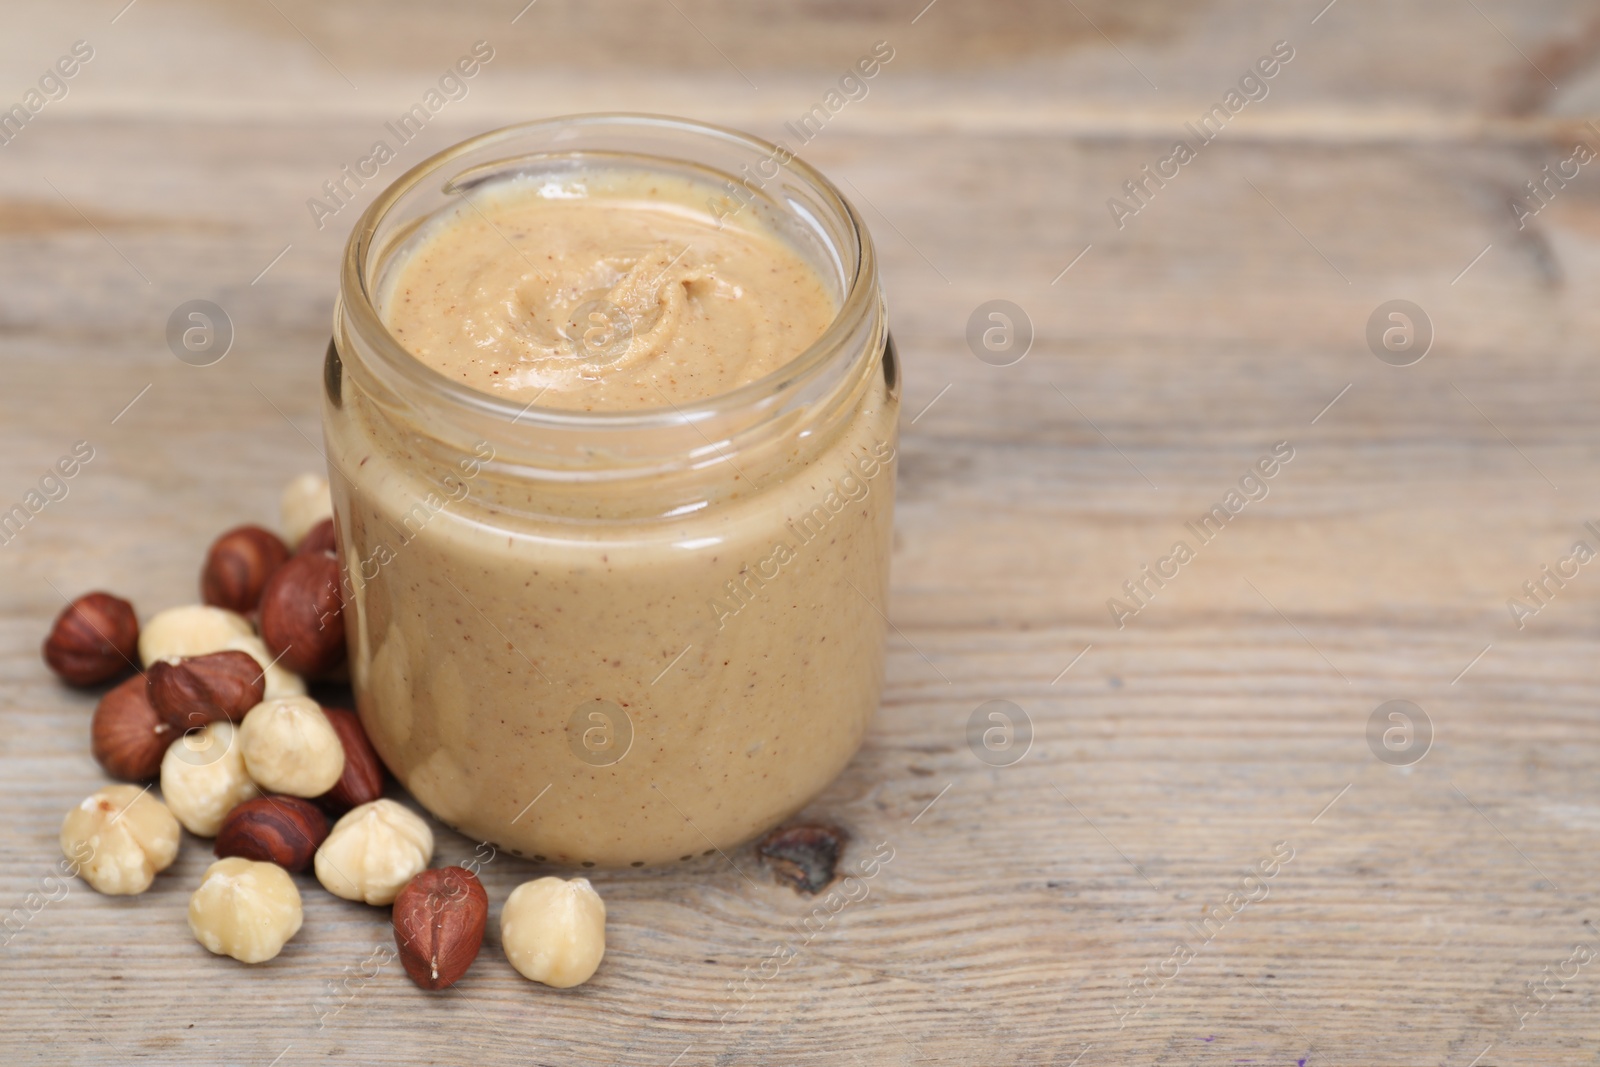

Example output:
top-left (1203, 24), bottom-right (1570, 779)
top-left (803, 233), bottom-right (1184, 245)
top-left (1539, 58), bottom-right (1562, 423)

top-left (238, 696), bottom-right (344, 797)
top-left (281, 472), bottom-right (333, 550)
top-left (138, 604), bottom-right (253, 667)
top-left (215, 795), bottom-right (328, 872)
top-left (60, 784), bottom-right (181, 895)
top-left (393, 866), bottom-right (488, 990)
top-left (147, 650), bottom-right (265, 729)
top-left (317, 707), bottom-right (385, 813)
top-left (297, 517), bottom-right (337, 557)
top-left (258, 552), bottom-right (346, 678)
top-left (91, 674), bottom-right (175, 781)
top-left (500, 877), bottom-right (607, 988)
top-left (43, 591), bottom-right (139, 686)
top-left (219, 633), bottom-right (305, 699)
top-left (201, 525), bottom-right (290, 614)
top-left (188, 857), bottom-right (303, 964)
top-left (160, 721), bottom-right (259, 837)
top-left (314, 799), bottom-right (433, 905)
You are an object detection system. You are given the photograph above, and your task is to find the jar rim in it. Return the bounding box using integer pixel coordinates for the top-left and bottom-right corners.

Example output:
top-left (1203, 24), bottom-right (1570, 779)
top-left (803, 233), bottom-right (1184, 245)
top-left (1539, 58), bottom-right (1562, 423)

top-left (339, 112), bottom-right (876, 431)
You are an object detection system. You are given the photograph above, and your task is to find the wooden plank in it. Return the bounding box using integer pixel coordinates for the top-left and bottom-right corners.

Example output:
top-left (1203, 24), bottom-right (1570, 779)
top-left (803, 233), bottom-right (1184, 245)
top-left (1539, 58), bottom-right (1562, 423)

top-left (3, 1), bottom-right (1600, 1064)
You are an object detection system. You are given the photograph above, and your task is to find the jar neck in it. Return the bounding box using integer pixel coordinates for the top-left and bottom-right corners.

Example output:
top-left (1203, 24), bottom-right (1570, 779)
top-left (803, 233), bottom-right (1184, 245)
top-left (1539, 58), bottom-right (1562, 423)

top-left (331, 115), bottom-right (884, 521)
top-left (331, 297), bottom-right (886, 521)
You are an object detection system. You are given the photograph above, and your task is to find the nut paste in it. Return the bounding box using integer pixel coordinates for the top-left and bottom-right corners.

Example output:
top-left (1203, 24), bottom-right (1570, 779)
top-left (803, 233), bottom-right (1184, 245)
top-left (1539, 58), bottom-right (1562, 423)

top-left (328, 157), bottom-right (896, 867)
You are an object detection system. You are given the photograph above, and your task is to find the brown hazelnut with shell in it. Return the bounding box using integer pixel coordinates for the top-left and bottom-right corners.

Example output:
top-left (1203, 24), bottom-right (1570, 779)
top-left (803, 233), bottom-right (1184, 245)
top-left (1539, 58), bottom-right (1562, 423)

top-left (258, 552), bottom-right (346, 677)
top-left (317, 707), bottom-right (386, 813)
top-left (90, 674), bottom-right (175, 781)
top-left (296, 517), bottom-right (337, 558)
top-left (43, 592), bottom-right (139, 687)
top-left (392, 866), bottom-right (488, 990)
top-left (201, 525), bottom-right (290, 614)
top-left (214, 795), bottom-right (329, 873)
top-left (146, 650), bottom-right (265, 729)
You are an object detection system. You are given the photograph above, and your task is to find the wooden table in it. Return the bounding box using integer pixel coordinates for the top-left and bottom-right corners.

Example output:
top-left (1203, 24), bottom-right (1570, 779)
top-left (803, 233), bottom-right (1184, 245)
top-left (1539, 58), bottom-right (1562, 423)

top-left (4, 1), bottom-right (1599, 1063)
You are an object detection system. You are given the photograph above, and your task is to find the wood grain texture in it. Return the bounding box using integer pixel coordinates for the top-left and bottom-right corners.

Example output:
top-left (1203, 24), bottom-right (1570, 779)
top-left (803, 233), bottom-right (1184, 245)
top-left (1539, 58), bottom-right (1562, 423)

top-left (3, 1), bottom-right (1600, 1064)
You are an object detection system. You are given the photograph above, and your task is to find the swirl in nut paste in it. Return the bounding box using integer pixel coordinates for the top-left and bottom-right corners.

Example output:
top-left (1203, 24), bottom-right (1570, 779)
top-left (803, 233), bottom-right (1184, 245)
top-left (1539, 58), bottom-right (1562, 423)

top-left (380, 169), bottom-right (837, 412)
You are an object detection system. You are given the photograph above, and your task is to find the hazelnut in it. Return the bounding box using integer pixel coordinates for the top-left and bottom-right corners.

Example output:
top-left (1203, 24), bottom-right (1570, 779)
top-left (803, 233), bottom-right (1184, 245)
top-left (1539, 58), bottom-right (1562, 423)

top-left (258, 552), bottom-right (346, 678)
top-left (43, 591), bottom-right (139, 686)
top-left (160, 721), bottom-right (259, 837)
top-left (91, 674), bottom-right (175, 781)
top-left (500, 877), bottom-right (607, 988)
top-left (215, 795), bottom-right (328, 873)
top-left (392, 867), bottom-right (488, 990)
top-left (280, 472), bottom-right (333, 550)
top-left (60, 784), bottom-right (181, 895)
top-left (188, 857), bottom-right (303, 964)
top-left (238, 696), bottom-right (344, 797)
top-left (314, 799), bottom-right (433, 905)
top-left (200, 525), bottom-right (290, 614)
top-left (219, 633), bottom-right (305, 699)
top-left (317, 707), bottom-right (386, 813)
top-left (138, 604), bottom-right (254, 667)
top-left (297, 517), bottom-right (337, 558)
top-left (147, 650), bottom-right (265, 729)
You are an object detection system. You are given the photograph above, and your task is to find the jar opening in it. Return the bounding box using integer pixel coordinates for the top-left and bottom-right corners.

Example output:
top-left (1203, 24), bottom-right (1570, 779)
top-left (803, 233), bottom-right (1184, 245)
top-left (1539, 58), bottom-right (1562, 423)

top-left (339, 113), bottom-right (879, 436)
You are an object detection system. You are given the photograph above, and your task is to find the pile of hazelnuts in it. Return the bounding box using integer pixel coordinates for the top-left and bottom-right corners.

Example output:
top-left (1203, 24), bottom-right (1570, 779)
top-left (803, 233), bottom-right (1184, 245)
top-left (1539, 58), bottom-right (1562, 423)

top-left (43, 475), bottom-right (606, 991)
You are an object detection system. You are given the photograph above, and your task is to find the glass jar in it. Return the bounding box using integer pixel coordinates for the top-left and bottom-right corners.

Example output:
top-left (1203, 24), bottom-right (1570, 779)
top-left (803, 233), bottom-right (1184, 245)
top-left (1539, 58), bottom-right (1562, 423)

top-left (325, 115), bottom-right (898, 868)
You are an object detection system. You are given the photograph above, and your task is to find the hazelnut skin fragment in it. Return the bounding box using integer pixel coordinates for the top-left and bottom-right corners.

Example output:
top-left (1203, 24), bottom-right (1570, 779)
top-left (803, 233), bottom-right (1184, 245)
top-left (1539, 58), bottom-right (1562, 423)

top-left (757, 823), bottom-right (847, 895)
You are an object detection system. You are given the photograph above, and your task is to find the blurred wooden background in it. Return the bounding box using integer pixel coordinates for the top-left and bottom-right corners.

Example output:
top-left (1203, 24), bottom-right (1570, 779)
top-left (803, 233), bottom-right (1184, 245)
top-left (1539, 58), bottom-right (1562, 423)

top-left (4, 1), bottom-right (1600, 1063)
